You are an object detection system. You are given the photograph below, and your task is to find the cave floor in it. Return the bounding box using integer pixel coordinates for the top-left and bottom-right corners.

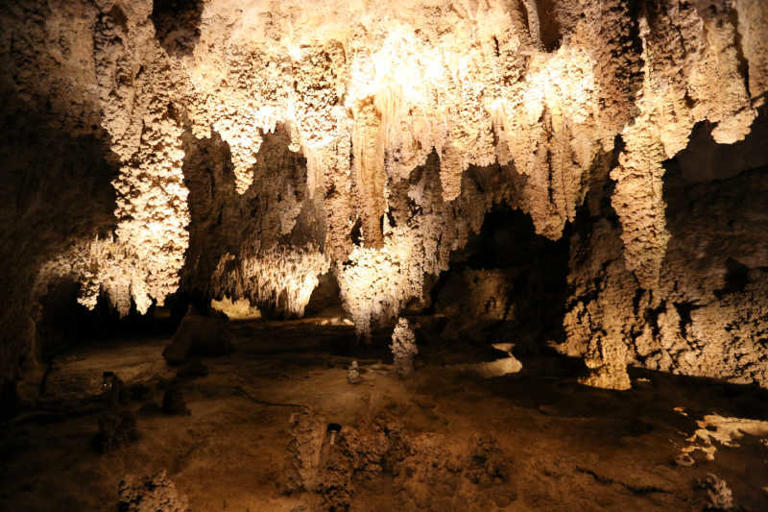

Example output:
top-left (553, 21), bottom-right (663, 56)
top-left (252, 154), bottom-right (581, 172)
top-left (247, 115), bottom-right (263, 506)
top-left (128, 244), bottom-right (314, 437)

top-left (1, 318), bottom-right (767, 511)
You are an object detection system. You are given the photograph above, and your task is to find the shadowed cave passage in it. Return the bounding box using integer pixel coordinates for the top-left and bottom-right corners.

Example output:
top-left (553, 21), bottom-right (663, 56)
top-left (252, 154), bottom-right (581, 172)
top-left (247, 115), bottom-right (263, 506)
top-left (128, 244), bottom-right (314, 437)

top-left (428, 205), bottom-right (570, 354)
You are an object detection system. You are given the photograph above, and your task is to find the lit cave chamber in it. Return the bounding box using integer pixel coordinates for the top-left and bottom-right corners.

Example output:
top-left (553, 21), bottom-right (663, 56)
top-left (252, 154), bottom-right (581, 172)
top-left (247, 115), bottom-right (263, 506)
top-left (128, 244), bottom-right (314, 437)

top-left (1, 1), bottom-right (768, 511)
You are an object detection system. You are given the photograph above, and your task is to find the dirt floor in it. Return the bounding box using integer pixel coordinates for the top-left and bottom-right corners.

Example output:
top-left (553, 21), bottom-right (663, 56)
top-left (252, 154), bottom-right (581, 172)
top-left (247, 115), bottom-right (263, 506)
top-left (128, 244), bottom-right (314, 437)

top-left (1, 316), bottom-right (767, 511)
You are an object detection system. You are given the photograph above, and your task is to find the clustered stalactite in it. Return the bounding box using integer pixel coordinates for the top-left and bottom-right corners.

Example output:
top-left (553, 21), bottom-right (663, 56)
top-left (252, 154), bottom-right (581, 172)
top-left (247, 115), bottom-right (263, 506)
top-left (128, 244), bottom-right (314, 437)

top-left (1, 0), bottom-right (767, 391)
top-left (213, 244), bottom-right (330, 318)
top-left (86, 2), bottom-right (191, 314)
top-left (612, 2), bottom-right (757, 290)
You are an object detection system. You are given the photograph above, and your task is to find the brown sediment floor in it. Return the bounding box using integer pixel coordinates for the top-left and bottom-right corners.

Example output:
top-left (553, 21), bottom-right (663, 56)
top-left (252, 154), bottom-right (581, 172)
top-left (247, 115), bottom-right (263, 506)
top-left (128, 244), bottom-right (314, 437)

top-left (1, 318), bottom-right (767, 511)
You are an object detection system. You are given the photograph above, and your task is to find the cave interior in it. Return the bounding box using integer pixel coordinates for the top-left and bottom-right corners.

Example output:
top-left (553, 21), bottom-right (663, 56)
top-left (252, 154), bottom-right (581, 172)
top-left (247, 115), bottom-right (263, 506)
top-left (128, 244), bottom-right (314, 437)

top-left (1, 1), bottom-right (768, 511)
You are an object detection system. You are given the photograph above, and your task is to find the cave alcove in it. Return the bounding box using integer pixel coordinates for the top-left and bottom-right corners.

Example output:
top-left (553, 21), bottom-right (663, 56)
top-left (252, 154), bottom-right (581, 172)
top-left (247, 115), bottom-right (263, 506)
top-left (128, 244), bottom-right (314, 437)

top-left (428, 204), bottom-right (570, 356)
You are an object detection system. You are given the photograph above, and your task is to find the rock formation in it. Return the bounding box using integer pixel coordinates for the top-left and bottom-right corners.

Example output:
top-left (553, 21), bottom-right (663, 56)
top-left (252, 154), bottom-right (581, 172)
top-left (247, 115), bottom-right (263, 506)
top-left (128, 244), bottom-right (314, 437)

top-left (390, 317), bottom-right (418, 377)
top-left (1, 0), bottom-right (767, 395)
top-left (560, 116), bottom-right (768, 390)
top-left (117, 470), bottom-right (189, 512)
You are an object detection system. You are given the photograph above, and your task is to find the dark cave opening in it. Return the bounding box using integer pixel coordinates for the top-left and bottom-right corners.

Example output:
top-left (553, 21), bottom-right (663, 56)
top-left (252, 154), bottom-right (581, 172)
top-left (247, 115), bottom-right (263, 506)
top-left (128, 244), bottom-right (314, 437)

top-left (428, 204), bottom-right (571, 356)
top-left (34, 280), bottom-right (183, 360)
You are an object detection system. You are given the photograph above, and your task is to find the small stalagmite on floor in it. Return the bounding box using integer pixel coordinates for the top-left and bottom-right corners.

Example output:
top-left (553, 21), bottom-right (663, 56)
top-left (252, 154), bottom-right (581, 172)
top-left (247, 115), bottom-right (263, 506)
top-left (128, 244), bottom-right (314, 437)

top-left (390, 318), bottom-right (418, 378)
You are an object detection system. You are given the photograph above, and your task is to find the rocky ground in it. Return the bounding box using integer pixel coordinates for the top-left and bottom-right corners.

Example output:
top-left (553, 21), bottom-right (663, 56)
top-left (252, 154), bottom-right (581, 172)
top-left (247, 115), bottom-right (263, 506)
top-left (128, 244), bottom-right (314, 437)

top-left (1, 315), bottom-right (767, 511)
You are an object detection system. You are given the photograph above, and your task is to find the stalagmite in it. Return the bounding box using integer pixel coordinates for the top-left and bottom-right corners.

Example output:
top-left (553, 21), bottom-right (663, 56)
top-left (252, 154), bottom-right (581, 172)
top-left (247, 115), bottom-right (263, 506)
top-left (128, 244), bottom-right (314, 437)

top-left (390, 318), bottom-right (418, 377)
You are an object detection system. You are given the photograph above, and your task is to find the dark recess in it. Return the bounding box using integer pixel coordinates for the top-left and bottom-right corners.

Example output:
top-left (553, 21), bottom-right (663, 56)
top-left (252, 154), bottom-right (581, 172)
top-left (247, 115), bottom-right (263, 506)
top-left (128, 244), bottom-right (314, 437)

top-left (151, 0), bottom-right (204, 56)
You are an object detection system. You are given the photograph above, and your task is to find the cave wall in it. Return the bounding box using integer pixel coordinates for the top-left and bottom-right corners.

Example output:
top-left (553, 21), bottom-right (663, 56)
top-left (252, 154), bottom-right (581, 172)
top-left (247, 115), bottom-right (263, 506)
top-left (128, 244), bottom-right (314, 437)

top-left (0, 0), bottom-right (118, 398)
top-left (1, 0), bottom-right (767, 394)
top-left (561, 112), bottom-right (768, 390)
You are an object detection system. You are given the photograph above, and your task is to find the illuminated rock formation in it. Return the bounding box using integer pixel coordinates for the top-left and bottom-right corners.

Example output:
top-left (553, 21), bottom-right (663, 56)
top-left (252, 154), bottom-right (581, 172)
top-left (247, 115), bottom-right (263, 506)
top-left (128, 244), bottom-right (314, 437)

top-left (213, 244), bottom-right (330, 318)
top-left (612, 4), bottom-right (757, 289)
top-left (91, 2), bottom-right (191, 314)
top-left (1, 0), bottom-right (767, 392)
top-left (562, 149), bottom-right (768, 390)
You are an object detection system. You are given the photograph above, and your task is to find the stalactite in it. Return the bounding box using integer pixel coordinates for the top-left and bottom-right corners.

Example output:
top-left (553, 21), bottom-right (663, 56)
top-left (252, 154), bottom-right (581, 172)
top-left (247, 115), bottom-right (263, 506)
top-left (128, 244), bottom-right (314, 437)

top-left (351, 98), bottom-right (387, 247)
top-left (212, 245), bottom-right (330, 318)
top-left (612, 4), bottom-right (755, 289)
top-left (87, 3), bottom-right (190, 314)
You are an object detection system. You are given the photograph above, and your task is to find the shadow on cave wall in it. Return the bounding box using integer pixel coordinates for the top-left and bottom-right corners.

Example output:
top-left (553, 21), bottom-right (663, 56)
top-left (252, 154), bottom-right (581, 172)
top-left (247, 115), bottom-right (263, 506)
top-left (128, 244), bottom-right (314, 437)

top-left (175, 127), bottom-right (236, 311)
top-left (662, 106), bottom-right (768, 292)
top-left (429, 204), bottom-right (571, 355)
top-left (151, 0), bottom-right (204, 56)
top-left (0, 93), bottom-right (118, 414)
